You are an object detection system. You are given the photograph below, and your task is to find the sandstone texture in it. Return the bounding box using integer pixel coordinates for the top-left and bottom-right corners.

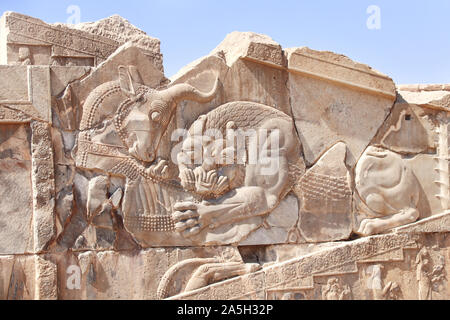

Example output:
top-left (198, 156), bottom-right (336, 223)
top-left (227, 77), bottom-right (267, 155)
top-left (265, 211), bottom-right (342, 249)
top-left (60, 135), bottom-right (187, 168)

top-left (0, 12), bottom-right (448, 300)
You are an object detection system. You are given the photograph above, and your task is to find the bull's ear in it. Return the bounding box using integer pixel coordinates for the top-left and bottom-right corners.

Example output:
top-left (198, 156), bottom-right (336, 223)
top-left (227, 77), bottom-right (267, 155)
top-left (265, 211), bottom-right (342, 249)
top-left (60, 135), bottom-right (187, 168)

top-left (118, 66), bottom-right (139, 97)
top-left (128, 66), bottom-right (144, 85)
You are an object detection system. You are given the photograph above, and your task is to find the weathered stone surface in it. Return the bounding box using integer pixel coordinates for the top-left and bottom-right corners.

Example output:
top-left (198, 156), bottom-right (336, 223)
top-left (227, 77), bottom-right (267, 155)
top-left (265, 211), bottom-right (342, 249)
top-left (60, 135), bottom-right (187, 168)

top-left (373, 99), bottom-right (436, 154)
top-left (0, 11), bottom-right (448, 300)
top-left (286, 47), bottom-right (396, 167)
top-left (297, 142), bottom-right (353, 242)
top-left (50, 66), bottom-right (91, 97)
top-left (172, 233), bottom-right (450, 300)
top-left (398, 89), bottom-right (450, 112)
top-left (31, 121), bottom-right (56, 253)
top-left (210, 31), bottom-right (285, 68)
top-left (71, 15), bottom-right (163, 72)
top-left (0, 255), bottom-right (36, 300)
top-left (0, 124), bottom-right (33, 255)
top-left (171, 32), bottom-right (292, 122)
top-left (0, 65), bottom-right (51, 122)
top-left (34, 255), bottom-right (57, 300)
top-left (53, 246), bottom-right (241, 300)
top-left (0, 12), bottom-right (163, 71)
top-left (240, 195), bottom-right (301, 246)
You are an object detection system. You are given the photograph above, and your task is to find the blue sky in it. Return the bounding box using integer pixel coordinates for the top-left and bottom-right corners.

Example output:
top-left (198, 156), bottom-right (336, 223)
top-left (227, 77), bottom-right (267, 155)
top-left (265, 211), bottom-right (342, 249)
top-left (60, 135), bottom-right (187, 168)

top-left (1, 0), bottom-right (449, 84)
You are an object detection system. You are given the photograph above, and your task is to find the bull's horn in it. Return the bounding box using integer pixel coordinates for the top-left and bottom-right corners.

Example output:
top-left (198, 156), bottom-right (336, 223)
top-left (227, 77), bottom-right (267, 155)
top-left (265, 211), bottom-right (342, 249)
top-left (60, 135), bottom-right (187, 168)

top-left (161, 78), bottom-right (220, 104)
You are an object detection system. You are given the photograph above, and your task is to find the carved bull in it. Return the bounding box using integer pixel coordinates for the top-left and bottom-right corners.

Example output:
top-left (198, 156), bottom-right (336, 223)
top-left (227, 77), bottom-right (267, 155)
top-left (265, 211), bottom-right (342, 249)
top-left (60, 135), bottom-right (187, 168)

top-left (75, 66), bottom-right (220, 238)
top-left (76, 65), bottom-right (219, 174)
top-left (355, 146), bottom-right (421, 236)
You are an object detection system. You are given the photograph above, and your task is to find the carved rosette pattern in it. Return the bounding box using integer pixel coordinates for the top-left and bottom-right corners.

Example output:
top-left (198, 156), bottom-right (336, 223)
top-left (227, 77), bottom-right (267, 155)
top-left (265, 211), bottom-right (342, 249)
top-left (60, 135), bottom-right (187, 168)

top-left (77, 140), bottom-right (128, 158)
top-left (435, 112), bottom-right (450, 211)
top-left (31, 121), bottom-right (56, 252)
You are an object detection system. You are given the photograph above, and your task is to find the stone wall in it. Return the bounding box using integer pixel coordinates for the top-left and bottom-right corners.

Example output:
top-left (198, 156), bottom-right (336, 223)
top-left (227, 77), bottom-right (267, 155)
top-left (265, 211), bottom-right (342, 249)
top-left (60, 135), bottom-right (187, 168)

top-left (0, 12), bottom-right (448, 300)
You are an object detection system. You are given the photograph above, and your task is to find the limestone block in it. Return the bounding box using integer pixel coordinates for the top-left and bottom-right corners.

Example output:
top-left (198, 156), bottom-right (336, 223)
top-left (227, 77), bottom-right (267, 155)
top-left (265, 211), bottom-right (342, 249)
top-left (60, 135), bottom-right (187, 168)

top-left (0, 12), bottom-right (163, 71)
top-left (398, 84), bottom-right (450, 93)
top-left (210, 31), bottom-right (285, 68)
top-left (240, 195), bottom-right (301, 246)
top-left (50, 66), bottom-right (91, 97)
top-left (72, 14), bottom-right (163, 72)
top-left (297, 142), bottom-right (353, 242)
top-left (373, 99), bottom-right (436, 154)
top-left (51, 129), bottom-right (77, 166)
top-left (54, 246), bottom-right (240, 300)
top-left (0, 65), bottom-right (51, 123)
top-left (286, 47), bottom-right (396, 167)
top-left (0, 12), bottom-right (113, 66)
top-left (170, 233), bottom-right (448, 300)
top-left (0, 255), bottom-right (36, 300)
top-left (171, 31), bottom-right (292, 129)
top-left (0, 124), bottom-right (33, 255)
top-left (54, 44), bottom-right (167, 131)
top-left (398, 90), bottom-right (450, 112)
top-left (0, 161), bottom-right (33, 253)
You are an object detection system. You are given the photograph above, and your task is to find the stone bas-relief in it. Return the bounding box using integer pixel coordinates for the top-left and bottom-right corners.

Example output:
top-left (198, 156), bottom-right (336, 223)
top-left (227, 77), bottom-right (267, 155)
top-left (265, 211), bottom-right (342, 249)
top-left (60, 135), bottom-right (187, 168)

top-left (0, 12), bottom-right (449, 300)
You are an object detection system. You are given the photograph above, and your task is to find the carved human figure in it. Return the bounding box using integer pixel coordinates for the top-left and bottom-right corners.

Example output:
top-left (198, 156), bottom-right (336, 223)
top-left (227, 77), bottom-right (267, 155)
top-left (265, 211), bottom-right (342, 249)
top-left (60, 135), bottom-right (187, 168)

top-left (415, 247), bottom-right (446, 300)
top-left (416, 247), bottom-right (432, 300)
top-left (173, 101), bottom-right (305, 243)
top-left (367, 264), bottom-right (383, 299)
top-left (367, 264), bottom-right (402, 300)
top-left (322, 278), bottom-right (351, 300)
top-left (16, 47), bottom-right (32, 65)
top-left (355, 146), bottom-right (421, 236)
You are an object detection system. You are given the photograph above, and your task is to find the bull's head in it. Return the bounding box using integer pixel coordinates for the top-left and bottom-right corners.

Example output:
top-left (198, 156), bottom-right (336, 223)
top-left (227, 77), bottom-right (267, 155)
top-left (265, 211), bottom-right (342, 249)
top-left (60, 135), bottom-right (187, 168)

top-left (116, 66), bottom-right (220, 163)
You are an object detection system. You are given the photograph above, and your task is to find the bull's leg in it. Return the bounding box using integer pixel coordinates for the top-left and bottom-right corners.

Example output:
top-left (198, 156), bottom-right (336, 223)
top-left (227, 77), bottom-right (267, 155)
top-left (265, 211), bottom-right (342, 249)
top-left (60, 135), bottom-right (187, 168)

top-left (358, 207), bottom-right (419, 236)
top-left (185, 262), bottom-right (261, 292)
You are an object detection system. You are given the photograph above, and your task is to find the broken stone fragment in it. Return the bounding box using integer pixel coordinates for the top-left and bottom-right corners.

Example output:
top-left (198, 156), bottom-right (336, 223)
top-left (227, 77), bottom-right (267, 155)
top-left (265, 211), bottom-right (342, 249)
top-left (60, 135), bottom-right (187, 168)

top-left (0, 11), bottom-right (163, 71)
top-left (297, 142), bottom-right (353, 242)
top-left (286, 47), bottom-right (397, 167)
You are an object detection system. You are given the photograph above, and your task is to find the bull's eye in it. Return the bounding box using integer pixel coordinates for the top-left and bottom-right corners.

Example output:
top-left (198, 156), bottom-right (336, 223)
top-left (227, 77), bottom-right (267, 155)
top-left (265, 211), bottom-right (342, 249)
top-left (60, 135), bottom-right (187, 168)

top-left (151, 111), bottom-right (161, 122)
top-left (135, 94), bottom-right (146, 103)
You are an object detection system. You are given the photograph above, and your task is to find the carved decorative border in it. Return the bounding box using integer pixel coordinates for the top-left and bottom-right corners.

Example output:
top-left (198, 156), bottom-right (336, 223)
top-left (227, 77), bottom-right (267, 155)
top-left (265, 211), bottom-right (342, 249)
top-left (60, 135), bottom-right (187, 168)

top-left (170, 234), bottom-right (418, 300)
top-left (6, 13), bottom-right (118, 59)
top-left (0, 97), bottom-right (57, 300)
top-left (30, 121), bottom-right (56, 253)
